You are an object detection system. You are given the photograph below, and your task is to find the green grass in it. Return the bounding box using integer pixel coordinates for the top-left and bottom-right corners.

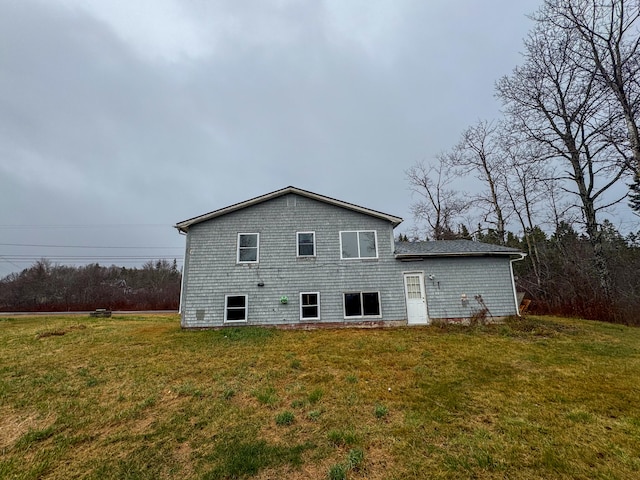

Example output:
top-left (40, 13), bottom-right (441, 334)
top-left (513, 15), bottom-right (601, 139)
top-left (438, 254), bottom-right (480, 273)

top-left (1, 314), bottom-right (640, 479)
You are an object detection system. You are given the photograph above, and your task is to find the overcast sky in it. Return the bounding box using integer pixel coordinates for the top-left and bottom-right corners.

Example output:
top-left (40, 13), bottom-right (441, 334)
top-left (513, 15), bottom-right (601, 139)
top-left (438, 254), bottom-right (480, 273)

top-left (0, 0), bottom-right (580, 277)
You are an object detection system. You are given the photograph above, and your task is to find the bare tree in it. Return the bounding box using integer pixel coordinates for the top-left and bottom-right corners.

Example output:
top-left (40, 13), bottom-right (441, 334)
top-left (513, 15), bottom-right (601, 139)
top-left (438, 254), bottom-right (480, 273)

top-left (499, 133), bottom-right (550, 287)
top-left (406, 158), bottom-right (470, 240)
top-left (447, 120), bottom-right (511, 244)
top-left (496, 21), bottom-right (628, 298)
top-left (539, 0), bottom-right (640, 209)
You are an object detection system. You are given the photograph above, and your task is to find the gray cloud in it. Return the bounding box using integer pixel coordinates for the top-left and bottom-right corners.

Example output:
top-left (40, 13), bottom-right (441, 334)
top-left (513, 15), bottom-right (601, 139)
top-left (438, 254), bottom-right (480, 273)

top-left (1, 0), bottom-right (550, 276)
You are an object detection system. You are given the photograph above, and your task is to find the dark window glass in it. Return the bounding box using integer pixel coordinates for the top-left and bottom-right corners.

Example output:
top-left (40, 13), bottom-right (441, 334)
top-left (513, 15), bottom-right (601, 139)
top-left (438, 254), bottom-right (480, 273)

top-left (226, 308), bottom-right (246, 321)
top-left (301, 293), bottom-right (316, 306)
top-left (238, 234), bottom-right (258, 262)
top-left (227, 296), bottom-right (245, 308)
top-left (302, 306), bottom-right (318, 318)
top-left (301, 293), bottom-right (319, 319)
top-left (239, 248), bottom-right (257, 262)
top-left (344, 293), bottom-right (362, 317)
top-left (239, 234), bottom-right (257, 247)
top-left (362, 292), bottom-right (380, 316)
top-left (298, 232), bottom-right (315, 256)
top-left (226, 295), bottom-right (247, 322)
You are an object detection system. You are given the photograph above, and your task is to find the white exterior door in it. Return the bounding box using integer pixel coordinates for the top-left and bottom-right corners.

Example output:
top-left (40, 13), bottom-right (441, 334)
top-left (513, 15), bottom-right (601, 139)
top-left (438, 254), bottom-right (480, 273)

top-left (404, 273), bottom-right (428, 325)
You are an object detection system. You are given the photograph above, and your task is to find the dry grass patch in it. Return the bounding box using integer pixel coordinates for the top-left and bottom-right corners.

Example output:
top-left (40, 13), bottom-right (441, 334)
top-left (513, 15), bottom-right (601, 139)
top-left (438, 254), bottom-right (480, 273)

top-left (1, 314), bottom-right (639, 479)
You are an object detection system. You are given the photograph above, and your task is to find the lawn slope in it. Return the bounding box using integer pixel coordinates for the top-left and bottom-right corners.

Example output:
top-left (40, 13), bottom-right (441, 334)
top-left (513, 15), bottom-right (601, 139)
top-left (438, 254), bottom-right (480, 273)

top-left (1, 315), bottom-right (639, 479)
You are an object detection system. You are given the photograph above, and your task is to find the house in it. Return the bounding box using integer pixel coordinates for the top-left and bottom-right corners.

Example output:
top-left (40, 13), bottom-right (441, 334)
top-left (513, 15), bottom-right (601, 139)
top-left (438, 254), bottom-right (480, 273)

top-left (175, 186), bottom-right (525, 328)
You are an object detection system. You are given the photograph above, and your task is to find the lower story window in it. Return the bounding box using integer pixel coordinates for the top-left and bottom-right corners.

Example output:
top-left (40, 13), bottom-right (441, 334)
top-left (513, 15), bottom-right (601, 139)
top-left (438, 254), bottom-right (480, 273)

top-left (300, 292), bottom-right (320, 320)
top-left (225, 295), bottom-right (247, 322)
top-left (344, 292), bottom-right (381, 318)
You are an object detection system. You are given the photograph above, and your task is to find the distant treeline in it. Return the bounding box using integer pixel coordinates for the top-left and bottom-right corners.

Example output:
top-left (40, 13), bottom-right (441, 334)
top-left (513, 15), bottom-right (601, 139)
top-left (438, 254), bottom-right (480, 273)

top-left (3, 224), bottom-right (640, 324)
top-left (0, 259), bottom-right (181, 312)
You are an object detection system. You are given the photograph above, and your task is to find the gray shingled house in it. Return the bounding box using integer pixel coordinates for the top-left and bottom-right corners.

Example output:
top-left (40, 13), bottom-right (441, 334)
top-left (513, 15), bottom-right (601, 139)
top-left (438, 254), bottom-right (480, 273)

top-left (175, 186), bottom-right (525, 328)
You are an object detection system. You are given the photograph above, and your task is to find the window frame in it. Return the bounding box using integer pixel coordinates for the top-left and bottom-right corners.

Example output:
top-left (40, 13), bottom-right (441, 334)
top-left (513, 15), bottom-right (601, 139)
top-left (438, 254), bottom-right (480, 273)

top-left (339, 230), bottom-right (378, 259)
top-left (343, 291), bottom-right (382, 319)
top-left (224, 294), bottom-right (248, 323)
top-left (296, 231), bottom-right (316, 257)
top-left (237, 233), bottom-right (260, 264)
top-left (299, 292), bottom-right (320, 320)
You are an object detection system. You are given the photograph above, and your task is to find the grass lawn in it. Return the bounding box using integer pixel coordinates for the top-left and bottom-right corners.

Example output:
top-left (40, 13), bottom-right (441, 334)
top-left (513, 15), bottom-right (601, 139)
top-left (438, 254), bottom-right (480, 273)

top-left (1, 314), bottom-right (639, 479)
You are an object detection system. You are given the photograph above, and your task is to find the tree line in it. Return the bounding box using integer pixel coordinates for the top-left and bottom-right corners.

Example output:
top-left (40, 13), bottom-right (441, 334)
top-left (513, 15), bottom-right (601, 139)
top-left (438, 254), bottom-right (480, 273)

top-left (0, 259), bottom-right (181, 312)
top-left (407, 0), bottom-right (640, 325)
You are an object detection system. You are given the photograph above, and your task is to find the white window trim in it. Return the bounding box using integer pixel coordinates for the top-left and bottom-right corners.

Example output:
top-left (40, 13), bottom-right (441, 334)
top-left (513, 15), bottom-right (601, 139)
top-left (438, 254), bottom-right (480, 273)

top-left (224, 294), bottom-right (248, 323)
top-left (343, 291), bottom-right (382, 319)
top-left (299, 292), bottom-right (320, 320)
top-left (339, 230), bottom-right (378, 259)
top-left (237, 233), bottom-right (260, 264)
top-left (296, 231), bottom-right (316, 257)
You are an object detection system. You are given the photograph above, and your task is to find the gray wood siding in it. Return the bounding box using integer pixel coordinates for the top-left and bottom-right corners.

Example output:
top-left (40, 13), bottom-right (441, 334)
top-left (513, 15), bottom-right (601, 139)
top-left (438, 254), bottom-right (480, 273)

top-left (180, 193), bottom-right (406, 327)
top-left (397, 257), bottom-right (518, 320)
top-left (179, 193), bottom-right (519, 327)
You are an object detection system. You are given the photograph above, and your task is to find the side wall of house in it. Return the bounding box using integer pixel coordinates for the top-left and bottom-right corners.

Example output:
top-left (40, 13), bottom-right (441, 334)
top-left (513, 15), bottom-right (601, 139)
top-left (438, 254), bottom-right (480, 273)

top-left (180, 193), bottom-right (407, 327)
top-left (396, 256), bottom-right (518, 320)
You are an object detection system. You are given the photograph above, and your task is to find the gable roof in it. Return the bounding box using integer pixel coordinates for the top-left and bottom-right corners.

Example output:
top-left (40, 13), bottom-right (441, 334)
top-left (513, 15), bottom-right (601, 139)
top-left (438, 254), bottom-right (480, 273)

top-left (394, 240), bottom-right (524, 259)
top-left (175, 186), bottom-right (404, 233)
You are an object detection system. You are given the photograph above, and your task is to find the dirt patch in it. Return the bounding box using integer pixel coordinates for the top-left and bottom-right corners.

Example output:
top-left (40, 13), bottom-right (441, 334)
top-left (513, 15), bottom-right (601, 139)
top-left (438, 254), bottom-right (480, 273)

top-left (174, 441), bottom-right (194, 478)
top-left (0, 406), bottom-right (55, 450)
top-left (36, 324), bottom-right (87, 339)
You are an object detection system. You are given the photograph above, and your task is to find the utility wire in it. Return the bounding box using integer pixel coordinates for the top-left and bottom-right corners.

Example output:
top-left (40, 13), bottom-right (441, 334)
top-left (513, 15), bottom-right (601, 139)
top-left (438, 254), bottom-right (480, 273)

top-left (0, 242), bottom-right (182, 249)
top-left (0, 224), bottom-right (171, 228)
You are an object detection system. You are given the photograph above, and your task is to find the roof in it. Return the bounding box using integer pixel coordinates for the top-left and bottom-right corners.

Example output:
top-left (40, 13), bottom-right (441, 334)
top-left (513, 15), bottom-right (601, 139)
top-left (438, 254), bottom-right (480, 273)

top-left (175, 186), bottom-right (404, 233)
top-left (394, 240), bottom-right (524, 259)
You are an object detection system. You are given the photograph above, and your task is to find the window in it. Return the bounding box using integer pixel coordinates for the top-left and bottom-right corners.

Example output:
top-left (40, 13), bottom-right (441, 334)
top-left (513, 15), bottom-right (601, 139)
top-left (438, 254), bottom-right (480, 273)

top-left (237, 233), bottom-right (259, 263)
top-left (297, 232), bottom-right (316, 257)
top-left (225, 295), bottom-right (247, 322)
top-left (300, 292), bottom-right (320, 320)
top-left (343, 292), bottom-right (381, 318)
top-left (340, 231), bottom-right (377, 259)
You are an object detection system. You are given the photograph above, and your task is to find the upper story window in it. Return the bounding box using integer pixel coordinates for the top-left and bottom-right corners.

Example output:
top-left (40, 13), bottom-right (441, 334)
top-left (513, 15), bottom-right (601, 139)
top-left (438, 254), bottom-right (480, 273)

top-left (237, 233), bottom-right (259, 263)
top-left (340, 231), bottom-right (378, 259)
top-left (297, 232), bottom-right (316, 257)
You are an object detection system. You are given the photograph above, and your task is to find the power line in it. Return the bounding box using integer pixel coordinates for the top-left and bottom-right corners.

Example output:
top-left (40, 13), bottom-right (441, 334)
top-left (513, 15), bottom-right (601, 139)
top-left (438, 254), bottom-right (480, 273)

top-left (0, 255), bottom-right (178, 262)
top-left (0, 242), bottom-right (182, 249)
top-left (0, 224), bottom-right (172, 228)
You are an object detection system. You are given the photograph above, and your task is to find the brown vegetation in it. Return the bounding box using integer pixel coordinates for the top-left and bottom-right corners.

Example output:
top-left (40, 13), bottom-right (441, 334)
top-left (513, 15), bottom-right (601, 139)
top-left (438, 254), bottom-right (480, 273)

top-left (0, 259), bottom-right (180, 312)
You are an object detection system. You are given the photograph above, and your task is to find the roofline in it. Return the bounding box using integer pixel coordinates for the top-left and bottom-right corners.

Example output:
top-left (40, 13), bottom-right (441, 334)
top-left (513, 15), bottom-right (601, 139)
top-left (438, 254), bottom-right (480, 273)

top-left (395, 251), bottom-right (526, 260)
top-left (175, 186), bottom-right (403, 232)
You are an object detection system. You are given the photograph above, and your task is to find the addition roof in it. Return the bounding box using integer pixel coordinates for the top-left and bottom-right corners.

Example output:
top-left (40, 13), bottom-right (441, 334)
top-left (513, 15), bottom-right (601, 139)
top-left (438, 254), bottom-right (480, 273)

top-left (394, 240), bottom-right (524, 258)
top-left (175, 186), bottom-right (404, 233)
